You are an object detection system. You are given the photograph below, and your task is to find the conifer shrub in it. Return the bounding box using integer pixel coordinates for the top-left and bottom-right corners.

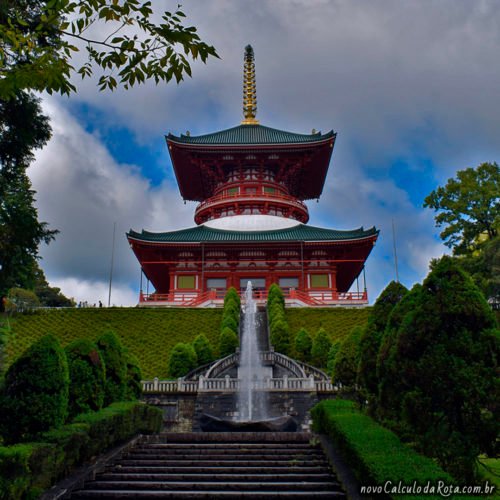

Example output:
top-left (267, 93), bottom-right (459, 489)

top-left (270, 318), bottom-right (290, 355)
top-left (267, 283), bottom-right (285, 308)
top-left (294, 327), bottom-right (312, 362)
top-left (357, 281), bottom-right (407, 399)
top-left (376, 256), bottom-right (499, 480)
top-left (224, 286), bottom-right (240, 308)
top-left (96, 331), bottom-right (127, 405)
top-left (326, 341), bottom-right (340, 376)
top-left (310, 327), bottom-right (332, 368)
top-left (168, 342), bottom-right (197, 378)
top-left (332, 325), bottom-right (363, 386)
top-left (220, 313), bottom-right (238, 335)
top-left (65, 339), bottom-right (106, 419)
top-left (124, 352), bottom-right (142, 400)
top-left (1, 334), bottom-right (69, 443)
top-left (219, 327), bottom-right (239, 357)
top-left (192, 334), bottom-right (214, 366)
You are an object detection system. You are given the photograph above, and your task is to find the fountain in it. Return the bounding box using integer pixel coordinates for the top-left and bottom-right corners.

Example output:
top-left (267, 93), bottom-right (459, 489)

top-left (200, 281), bottom-right (298, 432)
top-left (237, 281), bottom-right (269, 421)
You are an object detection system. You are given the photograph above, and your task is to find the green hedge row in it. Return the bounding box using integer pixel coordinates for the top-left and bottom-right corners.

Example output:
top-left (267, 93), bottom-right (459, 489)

top-left (311, 400), bottom-right (454, 499)
top-left (0, 402), bottom-right (162, 500)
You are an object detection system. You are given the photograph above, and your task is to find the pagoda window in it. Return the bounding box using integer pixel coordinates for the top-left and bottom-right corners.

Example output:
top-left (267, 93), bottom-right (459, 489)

top-left (264, 186), bottom-right (276, 194)
top-left (279, 277), bottom-right (299, 289)
top-left (310, 274), bottom-right (329, 288)
top-left (227, 187), bottom-right (239, 195)
top-left (246, 187), bottom-right (257, 194)
top-left (207, 278), bottom-right (227, 290)
top-left (177, 275), bottom-right (196, 289)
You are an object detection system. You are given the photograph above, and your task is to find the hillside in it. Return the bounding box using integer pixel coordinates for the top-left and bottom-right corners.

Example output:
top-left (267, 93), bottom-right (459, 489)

top-left (286, 307), bottom-right (371, 344)
top-left (3, 306), bottom-right (372, 379)
top-left (5, 308), bottom-right (223, 379)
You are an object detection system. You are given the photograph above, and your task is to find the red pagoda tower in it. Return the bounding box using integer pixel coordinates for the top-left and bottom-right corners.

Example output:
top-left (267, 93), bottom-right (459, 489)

top-left (127, 46), bottom-right (378, 307)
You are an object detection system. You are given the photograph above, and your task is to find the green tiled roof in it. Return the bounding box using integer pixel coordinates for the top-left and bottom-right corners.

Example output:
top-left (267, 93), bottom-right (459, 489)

top-left (127, 224), bottom-right (378, 243)
top-left (167, 124), bottom-right (335, 146)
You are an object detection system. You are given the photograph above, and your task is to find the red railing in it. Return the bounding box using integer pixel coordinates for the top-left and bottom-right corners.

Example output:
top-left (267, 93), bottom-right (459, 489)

top-left (140, 289), bottom-right (368, 306)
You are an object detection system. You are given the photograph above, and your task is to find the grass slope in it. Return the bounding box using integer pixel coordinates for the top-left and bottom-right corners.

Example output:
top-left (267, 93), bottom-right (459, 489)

top-left (5, 306), bottom-right (371, 379)
top-left (286, 307), bottom-right (371, 345)
top-left (5, 308), bottom-right (222, 379)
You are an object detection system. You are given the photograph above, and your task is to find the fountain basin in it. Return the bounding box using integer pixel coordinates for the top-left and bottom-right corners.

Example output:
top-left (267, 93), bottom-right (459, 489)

top-left (200, 413), bottom-right (298, 432)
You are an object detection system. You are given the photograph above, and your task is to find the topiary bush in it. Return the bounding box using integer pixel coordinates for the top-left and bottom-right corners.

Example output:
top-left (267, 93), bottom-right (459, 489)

top-left (192, 334), bottom-right (214, 366)
top-left (332, 325), bottom-right (363, 386)
top-left (167, 342), bottom-right (197, 378)
top-left (220, 313), bottom-right (238, 335)
top-left (270, 318), bottom-right (290, 355)
top-left (224, 287), bottom-right (240, 309)
top-left (294, 327), bottom-right (312, 362)
top-left (326, 341), bottom-right (340, 376)
top-left (124, 352), bottom-right (143, 400)
top-left (311, 327), bottom-right (332, 368)
top-left (1, 334), bottom-right (69, 443)
top-left (219, 327), bottom-right (239, 357)
top-left (65, 339), bottom-right (106, 420)
top-left (267, 283), bottom-right (285, 309)
top-left (96, 331), bottom-right (127, 406)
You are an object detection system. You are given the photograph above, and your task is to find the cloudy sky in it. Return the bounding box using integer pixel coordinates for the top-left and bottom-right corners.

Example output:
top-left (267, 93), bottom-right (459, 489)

top-left (29, 0), bottom-right (500, 305)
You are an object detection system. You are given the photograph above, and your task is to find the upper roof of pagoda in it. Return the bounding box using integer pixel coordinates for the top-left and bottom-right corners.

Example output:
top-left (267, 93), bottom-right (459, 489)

top-left (127, 223), bottom-right (378, 244)
top-left (167, 124), bottom-right (335, 146)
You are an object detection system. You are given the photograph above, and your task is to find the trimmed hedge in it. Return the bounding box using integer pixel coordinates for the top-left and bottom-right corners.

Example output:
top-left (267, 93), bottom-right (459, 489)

top-left (0, 402), bottom-right (162, 500)
top-left (311, 400), bottom-right (454, 499)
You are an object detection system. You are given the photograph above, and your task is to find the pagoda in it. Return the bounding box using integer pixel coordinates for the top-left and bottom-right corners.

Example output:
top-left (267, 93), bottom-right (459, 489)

top-left (127, 46), bottom-right (378, 307)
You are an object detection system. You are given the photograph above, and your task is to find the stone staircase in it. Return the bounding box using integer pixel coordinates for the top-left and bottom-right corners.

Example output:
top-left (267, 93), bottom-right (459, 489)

top-left (70, 432), bottom-right (346, 498)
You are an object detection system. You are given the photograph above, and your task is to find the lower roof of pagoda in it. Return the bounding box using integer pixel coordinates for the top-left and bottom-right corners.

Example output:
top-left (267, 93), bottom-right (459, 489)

top-left (127, 223), bottom-right (378, 245)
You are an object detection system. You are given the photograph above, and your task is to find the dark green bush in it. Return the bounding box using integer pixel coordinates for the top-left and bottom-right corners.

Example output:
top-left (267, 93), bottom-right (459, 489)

top-left (357, 281), bottom-right (407, 398)
top-left (376, 257), bottom-right (499, 481)
top-left (332, 325), bottom-right (362, 386)
top-left (96, 331), bottom-right (127, 405)
top-left (65, 339), bottom-right (106, 419)
top-left (310, 327), bottom-right (332, 368)
top-left (167, 342), bottom-right (197, 378)
top-left (0, 402), bottom-right (161, 500)
top-left (124, 352), bottom-right (142, 400)
top-left (1, 334), bottom-right (69, 443)
top-left (326, 341), bottom-right (340, 376)
top-left (294, 327), bottom-right (312, 362)
top-left (270, 318), bottom-right (290, 355)
top-left (311, 400), bottom-right (454, 498)
top-left (192, 334), bottom-right (214, 366)
top-left (267, 283), bottom-right (285, 308)
top-left (224, 287), bottom-right (240, 308)
top-left (219, 327), bottom-right (239, 357)
top-left (220, 314), bottom-right (238, 335)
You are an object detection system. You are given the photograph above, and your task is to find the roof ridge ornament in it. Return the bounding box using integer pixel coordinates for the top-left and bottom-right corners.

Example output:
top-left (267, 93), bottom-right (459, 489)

top-left (241, 45), bottom-right (259, 125)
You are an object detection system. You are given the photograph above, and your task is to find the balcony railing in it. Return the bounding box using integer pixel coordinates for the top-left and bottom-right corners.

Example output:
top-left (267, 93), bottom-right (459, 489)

top-left (139, 289), bottom-right (368, 306)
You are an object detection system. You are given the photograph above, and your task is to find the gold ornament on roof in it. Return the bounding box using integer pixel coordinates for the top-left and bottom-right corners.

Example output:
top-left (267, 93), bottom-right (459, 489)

top-left (241, 45), bottom-right (259, 125)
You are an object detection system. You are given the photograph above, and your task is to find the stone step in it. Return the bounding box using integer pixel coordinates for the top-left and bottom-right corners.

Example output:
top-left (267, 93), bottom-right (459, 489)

top-left (125, 451), bottom-right (324, 460)
top-left (140, 443), bottom-right (314, 450)
top-left (127, 448), bottom-right (323, 456)
top-left (71, 489), bottom-right (345, 498)
top-left (111, 466), bottom-right (332, 474)
top-left (98, 472), bottom-right (337, 482)
top-left (85, 481), bottom-right (340, 492)
top-left (119, 459), bottom-right (327, 467)
top-left (154, 432), bottom-right (311, 443)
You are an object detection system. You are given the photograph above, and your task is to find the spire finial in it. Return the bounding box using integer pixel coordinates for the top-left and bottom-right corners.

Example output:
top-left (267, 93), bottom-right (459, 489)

top-left (241, 45), bottom-right (259, 125)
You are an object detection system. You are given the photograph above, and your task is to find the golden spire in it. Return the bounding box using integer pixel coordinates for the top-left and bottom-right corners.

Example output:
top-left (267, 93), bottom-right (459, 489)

top-left (241, 45), bottom-right (259, 125)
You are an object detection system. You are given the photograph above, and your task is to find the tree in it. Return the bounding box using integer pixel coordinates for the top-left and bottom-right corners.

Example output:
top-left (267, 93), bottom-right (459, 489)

top-left (294, 327), bottom-right (312, 362)
top-left (378, 257), bottom-right (499, 480)
top-left (219, 327), bottom-right (239, 358)
top-left (0, 92), bottom-right (56, 308)
top-left (33, 264), bottom-right (75, 307)
top-left (1, 334), bottom-right (69, 443)
top-left (65, 339), bottom-right (106, 419)
top-left (310, 328), bottom-right (332, 368)
top-left (424, 162), bottom-right (499, 255)
top-left (192, 334), bottom-right (214, 366)
top-left (7, 287), bottom-right (40, 312)
top-left (0, 1), bottom-right (218, 99)
top-left (96, 331), bottom-right (127, 405)
top-left (357, 281), bottom-right (408, 398)
top-left (168, 342), bottom-right (197, 378)
top-left (332, 326), bottom-right (362, 387)
top-left (124, 352), bottom-right (142, 400)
